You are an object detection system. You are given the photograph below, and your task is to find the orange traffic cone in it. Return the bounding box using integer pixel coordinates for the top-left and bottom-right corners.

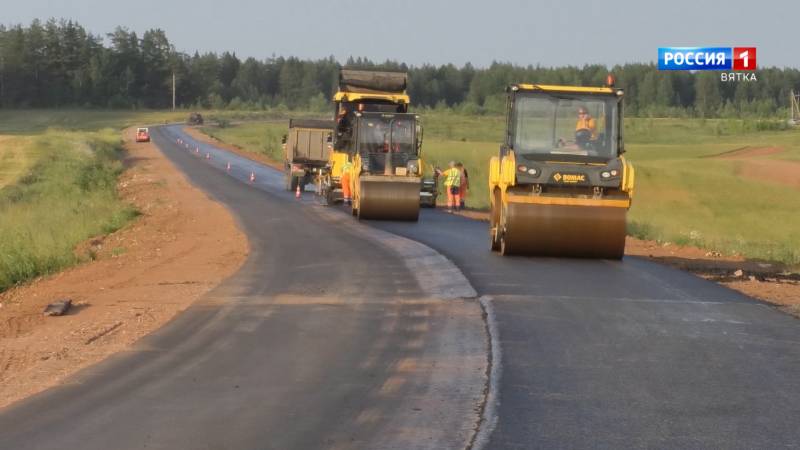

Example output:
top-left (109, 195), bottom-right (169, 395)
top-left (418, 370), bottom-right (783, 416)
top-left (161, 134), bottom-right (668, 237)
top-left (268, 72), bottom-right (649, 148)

top-left (295, 184), bottom-right (301, 198)
top-left (226, 162), bottom-right (231, 171)
top-left (205, 153), bottom-right (210, 159)
top-left (249, 172), bottom-right (255, 183)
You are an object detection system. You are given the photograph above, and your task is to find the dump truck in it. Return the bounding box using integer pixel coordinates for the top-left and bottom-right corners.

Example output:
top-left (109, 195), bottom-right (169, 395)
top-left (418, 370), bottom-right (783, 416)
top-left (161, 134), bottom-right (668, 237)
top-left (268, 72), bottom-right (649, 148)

top-left (187, 112), bottom-right (204, 125)
top-left (283, 119), bottom-right (335, 192)
top-left (488, 78), bottom-right (635, 258)
top-left (322, 68), bottom-right (424, 221)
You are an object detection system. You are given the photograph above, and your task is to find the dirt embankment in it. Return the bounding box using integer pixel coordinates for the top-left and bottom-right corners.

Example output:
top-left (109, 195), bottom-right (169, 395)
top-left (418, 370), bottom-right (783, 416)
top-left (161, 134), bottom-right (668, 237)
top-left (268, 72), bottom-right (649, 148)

top-left (708, 146), bottom-right (800, 190)
top-left (0, 128), bottom-right (249, 409)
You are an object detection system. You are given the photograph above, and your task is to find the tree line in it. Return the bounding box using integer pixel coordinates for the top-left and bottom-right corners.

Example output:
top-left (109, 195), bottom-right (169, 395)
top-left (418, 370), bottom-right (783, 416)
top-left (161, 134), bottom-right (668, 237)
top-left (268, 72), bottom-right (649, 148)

top-left (1, 19), bottom-right (799, 117)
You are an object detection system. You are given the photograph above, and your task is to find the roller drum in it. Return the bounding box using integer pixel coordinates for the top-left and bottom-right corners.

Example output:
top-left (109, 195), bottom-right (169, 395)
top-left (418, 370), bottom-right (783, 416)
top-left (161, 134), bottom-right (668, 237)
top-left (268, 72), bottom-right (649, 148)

top-left (357, 176), bottom-right (421, 221)
top-left (502, 201), bottom-right (627, 258)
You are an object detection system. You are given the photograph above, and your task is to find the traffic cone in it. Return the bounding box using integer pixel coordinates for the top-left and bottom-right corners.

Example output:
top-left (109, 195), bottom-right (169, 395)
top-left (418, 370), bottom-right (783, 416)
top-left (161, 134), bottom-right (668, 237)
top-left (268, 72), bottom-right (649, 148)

top-left (205, 153), bottom-right (210, 160)
top-left (226, 162), bottom-right (231, 171)
top-left (249, 172), bottom-right (255, 183)
top-left (195, 146), bottom-right (199, 153)
top-left (295, 185), bottom-right (301, 198)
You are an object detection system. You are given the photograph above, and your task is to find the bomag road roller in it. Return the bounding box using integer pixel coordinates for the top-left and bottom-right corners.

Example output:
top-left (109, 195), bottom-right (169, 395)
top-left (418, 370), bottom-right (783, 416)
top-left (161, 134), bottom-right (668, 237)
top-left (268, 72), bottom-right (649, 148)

top-left (488, 79), bottom-right (635, 258)
top-left (323, 68), bottom-right (424, 221)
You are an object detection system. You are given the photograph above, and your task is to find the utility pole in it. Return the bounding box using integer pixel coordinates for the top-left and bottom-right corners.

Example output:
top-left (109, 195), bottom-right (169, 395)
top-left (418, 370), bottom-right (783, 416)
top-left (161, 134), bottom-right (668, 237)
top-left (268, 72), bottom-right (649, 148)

top-left (0, 45), bottom-right (5, 106)
top-left (172, 71), bottom-right (176, 111)
top-left (0, 55), bottom-right (4, 106)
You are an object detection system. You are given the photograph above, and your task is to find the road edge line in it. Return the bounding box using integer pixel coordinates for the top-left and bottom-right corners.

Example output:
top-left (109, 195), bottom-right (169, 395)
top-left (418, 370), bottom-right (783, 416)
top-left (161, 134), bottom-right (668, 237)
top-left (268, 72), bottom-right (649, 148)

top-left (469, 296), bottom-right (501, 450)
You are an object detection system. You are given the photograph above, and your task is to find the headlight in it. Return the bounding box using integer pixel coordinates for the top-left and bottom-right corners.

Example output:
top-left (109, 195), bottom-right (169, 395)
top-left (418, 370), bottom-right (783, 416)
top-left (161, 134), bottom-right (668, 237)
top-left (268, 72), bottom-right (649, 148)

top-left (518, 165), bottom-right (528, 172)
top-left (527, 168), bottom-right (538, 176)
top-left (407, 160), bottom-right (419, 175)
top-left (601, 169), bottom-right (619, 179)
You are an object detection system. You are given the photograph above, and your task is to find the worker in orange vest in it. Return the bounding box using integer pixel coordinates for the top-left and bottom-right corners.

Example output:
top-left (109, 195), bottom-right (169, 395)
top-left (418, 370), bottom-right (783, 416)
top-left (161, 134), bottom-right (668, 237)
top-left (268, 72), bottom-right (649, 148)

top-left (341, 160), bottom-right (353, 205)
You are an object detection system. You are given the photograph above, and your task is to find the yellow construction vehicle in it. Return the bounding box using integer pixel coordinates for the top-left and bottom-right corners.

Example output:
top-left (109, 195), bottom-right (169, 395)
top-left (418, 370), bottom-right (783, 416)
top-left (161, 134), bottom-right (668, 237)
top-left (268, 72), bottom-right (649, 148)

top-left (488, 78), bottom-right (634, 258)
top-left (322, 68), bottom-right (424, 221)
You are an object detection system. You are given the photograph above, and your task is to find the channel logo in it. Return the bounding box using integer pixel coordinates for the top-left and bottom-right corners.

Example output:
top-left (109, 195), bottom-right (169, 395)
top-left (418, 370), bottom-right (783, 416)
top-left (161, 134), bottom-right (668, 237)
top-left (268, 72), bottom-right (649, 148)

top-left (658, 47), bottom-right (756, 71)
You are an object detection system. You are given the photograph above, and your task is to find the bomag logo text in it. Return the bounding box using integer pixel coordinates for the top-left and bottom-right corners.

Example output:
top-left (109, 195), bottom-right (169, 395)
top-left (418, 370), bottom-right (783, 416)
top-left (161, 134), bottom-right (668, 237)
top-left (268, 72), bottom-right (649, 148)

top-left (553, 173), bottom-right (586, 183)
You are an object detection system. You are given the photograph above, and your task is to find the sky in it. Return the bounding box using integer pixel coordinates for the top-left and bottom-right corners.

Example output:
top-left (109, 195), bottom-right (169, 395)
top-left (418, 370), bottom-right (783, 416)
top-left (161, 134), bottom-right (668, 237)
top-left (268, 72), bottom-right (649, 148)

top-left (3, 0), bottom-right (797, 68)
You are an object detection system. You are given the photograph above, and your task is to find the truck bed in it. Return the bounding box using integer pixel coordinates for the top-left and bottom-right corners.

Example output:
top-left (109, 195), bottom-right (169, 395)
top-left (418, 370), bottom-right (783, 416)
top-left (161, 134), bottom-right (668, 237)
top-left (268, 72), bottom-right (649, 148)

top-left (286, 120), bottom-right (335, 164)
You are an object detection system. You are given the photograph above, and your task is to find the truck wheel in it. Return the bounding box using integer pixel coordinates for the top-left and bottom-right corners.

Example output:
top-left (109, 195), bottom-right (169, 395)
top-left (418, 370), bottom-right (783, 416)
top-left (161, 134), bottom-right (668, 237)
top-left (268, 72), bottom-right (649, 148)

top-left (325, 188), bottom-right (335, 206)
top-left (301, 174), bottom-right (313, 192)
top-left (284, 172), bottom-right (292, 191)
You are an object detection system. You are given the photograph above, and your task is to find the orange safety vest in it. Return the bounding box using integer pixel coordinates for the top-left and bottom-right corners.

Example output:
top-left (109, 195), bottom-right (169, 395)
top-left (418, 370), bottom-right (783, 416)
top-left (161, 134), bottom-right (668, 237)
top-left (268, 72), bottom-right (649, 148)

top-left (576, 116), bottom-right (598, 139)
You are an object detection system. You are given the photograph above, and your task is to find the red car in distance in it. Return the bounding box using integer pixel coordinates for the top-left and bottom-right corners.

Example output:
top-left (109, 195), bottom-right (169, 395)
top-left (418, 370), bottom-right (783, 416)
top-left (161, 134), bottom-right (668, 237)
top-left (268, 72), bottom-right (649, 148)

top-left (136, 127), bottom-right (150, 143)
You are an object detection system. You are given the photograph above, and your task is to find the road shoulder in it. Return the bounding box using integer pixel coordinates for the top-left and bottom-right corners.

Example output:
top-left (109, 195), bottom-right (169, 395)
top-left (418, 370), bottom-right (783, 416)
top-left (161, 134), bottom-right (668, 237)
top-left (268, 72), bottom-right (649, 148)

top-left (0, 127), bottom-right (249, 409)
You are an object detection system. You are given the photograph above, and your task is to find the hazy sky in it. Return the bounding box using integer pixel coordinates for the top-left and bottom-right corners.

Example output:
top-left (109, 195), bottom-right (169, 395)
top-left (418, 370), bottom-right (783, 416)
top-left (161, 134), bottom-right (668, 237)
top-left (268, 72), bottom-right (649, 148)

top-left (3, 0), bottom-right (797, 68)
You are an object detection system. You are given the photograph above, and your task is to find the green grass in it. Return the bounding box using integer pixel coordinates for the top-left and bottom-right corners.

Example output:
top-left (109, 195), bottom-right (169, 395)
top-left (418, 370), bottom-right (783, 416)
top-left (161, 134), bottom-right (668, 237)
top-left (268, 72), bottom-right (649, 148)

top-left (0, 136), bottom-right (37, 189)
top-left (199, 113), bottom-right (800, 264)
top-left (0, 109), bottom-right (202, 292)
top-left (0, 109), bottom-right (190, 135)
top-left (0, 128), bottom-right (141, 291)
top-left (625, 119), bottom-right (800, 263)
top-left (200, 121), bottom-right (289, 162)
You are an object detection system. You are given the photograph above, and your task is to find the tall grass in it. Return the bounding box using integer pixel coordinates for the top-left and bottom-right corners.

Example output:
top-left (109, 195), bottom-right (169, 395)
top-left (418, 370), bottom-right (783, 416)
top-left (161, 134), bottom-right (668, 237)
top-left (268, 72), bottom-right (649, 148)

top-left (0, 136), bottom-right (36, 189)
top-left (0, 129), bottom-right (137, 291)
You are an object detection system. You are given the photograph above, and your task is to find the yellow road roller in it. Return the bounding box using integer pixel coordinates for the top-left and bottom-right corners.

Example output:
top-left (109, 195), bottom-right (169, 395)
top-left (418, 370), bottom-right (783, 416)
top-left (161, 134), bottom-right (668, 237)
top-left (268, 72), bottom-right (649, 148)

top-left (325, 68), bottom-right (423, 221)
top-left (488, 80), bottom-right (635, 258)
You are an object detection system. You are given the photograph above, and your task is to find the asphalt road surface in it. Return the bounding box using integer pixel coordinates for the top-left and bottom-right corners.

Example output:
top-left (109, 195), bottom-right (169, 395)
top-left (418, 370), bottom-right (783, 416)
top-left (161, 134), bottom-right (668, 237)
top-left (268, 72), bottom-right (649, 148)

top-left (2, 125), bottom-right (799, 449)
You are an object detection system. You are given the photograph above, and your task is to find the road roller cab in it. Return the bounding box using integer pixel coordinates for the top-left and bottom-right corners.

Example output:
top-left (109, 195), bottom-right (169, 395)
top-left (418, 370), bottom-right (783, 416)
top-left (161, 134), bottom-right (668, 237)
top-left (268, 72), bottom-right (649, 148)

top-left (489, 81), bottom-right (635, 258)
top-left (347, 111), bottom-right (423, 220)
top-left (325, 68), bottom-right (424, 221)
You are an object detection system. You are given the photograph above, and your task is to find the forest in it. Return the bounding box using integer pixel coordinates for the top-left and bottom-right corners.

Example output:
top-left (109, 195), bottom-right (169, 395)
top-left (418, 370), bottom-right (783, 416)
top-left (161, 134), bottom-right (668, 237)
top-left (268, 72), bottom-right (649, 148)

top-left (1, 19), bottom-right (798, 117)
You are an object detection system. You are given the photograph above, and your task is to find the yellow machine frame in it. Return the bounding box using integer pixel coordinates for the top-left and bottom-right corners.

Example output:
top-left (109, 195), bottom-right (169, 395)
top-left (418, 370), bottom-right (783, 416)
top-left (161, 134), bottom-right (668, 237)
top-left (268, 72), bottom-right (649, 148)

top-left (488, 82), bottom-right (635, 257)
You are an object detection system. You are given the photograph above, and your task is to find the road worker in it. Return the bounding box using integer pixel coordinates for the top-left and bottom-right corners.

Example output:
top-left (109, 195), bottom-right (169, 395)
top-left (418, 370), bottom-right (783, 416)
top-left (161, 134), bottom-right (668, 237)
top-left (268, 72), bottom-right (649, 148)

top-left (457, 161), bottom-right (469, 209)
top-left (436, 161), bottom-right (462, 213)
top-left (341, 159), bottom-right (353, 205)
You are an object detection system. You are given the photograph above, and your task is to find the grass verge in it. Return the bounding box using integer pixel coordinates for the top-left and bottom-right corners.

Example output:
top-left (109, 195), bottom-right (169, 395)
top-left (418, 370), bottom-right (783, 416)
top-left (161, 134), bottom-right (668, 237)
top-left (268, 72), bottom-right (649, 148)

top-left (0, 125), bottom-right (139, 292)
